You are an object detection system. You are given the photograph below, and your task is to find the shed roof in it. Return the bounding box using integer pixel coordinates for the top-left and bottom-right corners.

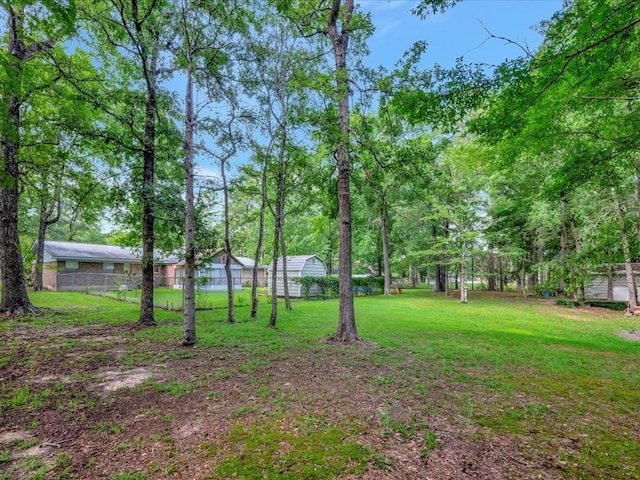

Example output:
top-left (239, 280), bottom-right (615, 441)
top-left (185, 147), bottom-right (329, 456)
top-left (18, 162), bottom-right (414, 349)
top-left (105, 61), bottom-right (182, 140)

top-left (36, 240), bottom-right (178, 264)
top-left (268, 255), bottom-right (325, 271)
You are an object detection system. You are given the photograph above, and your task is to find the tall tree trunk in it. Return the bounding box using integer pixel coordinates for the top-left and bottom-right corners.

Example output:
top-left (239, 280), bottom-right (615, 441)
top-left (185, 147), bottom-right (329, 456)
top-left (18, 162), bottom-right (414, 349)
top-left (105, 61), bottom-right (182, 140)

top-left (381, 195), bottom-right (391, 296)
top-left (487, 250), bottom-right (496, 291)
top-left (519, 266), bottom-right (528, 299)
top-left (138, 42), bottom-right (159, 327)
top-left (569, 213), bottom-right (585, 301)
top-left (460, 243), bottom-right (468, 303)
top-left (251, 150), bottom-right (269, 319)
top-left (559, 199), bottom-right (570, 295)
top-left (0, 6), bottom-right (51, 314)
top-left (328, 0), bottom-right (358, 342)
top-left (221, 157), bottom-right (235, 324)
top-left (606, 262), bottom-right (614, 302)
top-left (498, 256), bottom-right (504, 292)
top-left (269, 112), bottom-right (288, 327)
top-left (612, 189), bottom-right (638, 310)
top-left (182, 68), bottom-right (197, 345)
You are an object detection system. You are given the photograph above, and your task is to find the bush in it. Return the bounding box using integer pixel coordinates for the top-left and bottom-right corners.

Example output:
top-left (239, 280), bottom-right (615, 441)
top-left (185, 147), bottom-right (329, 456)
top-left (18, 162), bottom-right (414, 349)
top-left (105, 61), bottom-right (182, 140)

top-left (584, 300), bottom-right (627, 311)
top-left (291, 275), bottom-right (384, 299)
top-left (556, 298), bottom-right (579, 308)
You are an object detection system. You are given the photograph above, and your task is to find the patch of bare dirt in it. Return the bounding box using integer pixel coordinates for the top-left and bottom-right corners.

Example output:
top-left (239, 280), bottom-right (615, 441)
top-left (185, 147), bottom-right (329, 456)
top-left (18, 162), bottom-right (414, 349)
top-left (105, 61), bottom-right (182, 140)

top-left (620, 330), bottom-right (640, 341)
top-left (97, 367), bottom-right (155, 392)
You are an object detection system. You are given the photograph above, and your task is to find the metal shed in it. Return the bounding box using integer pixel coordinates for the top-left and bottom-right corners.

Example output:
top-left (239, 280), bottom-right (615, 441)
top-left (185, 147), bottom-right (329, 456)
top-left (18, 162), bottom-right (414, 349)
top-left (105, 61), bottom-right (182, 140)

top-left (267, 255), bottom-right (327, 298)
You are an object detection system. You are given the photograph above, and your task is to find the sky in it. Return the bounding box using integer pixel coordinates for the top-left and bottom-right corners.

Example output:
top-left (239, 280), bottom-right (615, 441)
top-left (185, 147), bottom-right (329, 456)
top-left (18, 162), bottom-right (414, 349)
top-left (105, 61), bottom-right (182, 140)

top-left (360, 0), bottom-right (563, 69)
top-left (192, 0), bottom-right (565, 188)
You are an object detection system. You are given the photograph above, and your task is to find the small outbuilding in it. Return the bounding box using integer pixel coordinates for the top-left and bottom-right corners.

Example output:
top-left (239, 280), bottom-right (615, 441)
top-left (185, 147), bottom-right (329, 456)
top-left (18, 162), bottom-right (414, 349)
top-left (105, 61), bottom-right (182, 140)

top-left (267, 255), bottom-right (327, 298)
top-left (584, 264), bottom-right (640, 302)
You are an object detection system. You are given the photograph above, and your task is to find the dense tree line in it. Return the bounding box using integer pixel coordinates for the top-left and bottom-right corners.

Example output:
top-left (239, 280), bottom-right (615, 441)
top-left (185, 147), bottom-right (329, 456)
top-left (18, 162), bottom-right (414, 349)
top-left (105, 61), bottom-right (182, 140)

top-left (2, 0), bottom-right (638, 338)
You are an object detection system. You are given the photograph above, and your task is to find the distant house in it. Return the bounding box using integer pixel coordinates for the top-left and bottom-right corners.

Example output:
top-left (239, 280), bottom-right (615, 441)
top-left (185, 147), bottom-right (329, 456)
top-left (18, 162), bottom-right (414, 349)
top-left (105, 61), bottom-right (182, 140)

top-left (31, 240), bottom-right (178, 292)
top-left (267, 255), bottom-right (327, 298)
top-left (585, 265), bottom-right (640, 301)
top-left (235, 256), bottom-right (268, 287)
top-left (172, 250), bottom-right (243, 291)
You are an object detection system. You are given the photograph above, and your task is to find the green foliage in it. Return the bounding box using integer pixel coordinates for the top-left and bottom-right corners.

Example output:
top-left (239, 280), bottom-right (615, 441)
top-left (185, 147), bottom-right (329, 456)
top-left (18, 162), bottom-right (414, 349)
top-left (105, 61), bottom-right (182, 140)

top-left (584, 301), bottom-right (627, 312)
top-left (555, 298), bottom-right (580, 308)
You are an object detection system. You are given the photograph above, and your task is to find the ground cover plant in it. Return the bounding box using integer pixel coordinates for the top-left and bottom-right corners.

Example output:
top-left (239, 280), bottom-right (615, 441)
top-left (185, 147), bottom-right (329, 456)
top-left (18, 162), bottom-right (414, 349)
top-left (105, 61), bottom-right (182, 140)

top-left (1, 288), bottom-right (639, 479)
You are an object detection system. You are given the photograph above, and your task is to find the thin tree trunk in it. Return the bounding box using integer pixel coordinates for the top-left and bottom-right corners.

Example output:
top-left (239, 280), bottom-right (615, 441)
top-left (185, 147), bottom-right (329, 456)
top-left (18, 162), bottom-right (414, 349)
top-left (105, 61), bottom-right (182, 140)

top-left (606, 262), bottom-right (614, 302)
top-left (221, 158), bottom-right (235, 323)
top-left (328, 0), bottom-right (358, 342)
top-left (569, 213), bottom-right (585, 301)
top-left (460, 242), bottom-right (468, 302)
top-left (498, 256), bottom-right (504, 292)
top-left (34, 191), bottom-right (60, 292)
top-left (251, 150), bottom-right (269, 319)
top-left (381, 195), bottom-right (391, 296)
top-left (612, 189), bottom-right (638, 310)
top-left (182, 68), bottom-right (197, 345)
top-left (280, 231), bottom-right (292, 310)
top-left (519, 266), bottom-right (528, 299)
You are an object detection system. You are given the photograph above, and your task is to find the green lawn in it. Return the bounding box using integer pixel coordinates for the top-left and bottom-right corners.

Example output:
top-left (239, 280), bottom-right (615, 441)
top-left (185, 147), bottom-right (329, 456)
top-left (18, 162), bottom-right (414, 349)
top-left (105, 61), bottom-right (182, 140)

top-left (98, 286), bottom-right (265, 310)
top-left (1, 288), bottom-right (639, 479)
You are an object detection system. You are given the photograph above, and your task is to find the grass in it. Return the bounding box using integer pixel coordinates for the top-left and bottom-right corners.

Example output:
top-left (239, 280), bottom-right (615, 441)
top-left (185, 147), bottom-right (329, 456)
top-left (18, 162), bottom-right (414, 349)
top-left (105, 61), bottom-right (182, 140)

top-left (2, 287), bottom-right (640, 478)
top-left (98, 287), bottom-right (262, 311)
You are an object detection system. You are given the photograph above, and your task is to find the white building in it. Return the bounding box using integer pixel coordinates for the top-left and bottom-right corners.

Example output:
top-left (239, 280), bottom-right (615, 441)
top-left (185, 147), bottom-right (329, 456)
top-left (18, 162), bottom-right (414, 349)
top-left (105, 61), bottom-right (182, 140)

top-left (267, 255), bottom-right (327, 298)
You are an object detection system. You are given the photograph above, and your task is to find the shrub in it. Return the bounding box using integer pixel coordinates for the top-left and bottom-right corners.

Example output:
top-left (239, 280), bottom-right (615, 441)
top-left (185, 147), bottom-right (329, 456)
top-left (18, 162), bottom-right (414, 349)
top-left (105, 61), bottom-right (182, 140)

top-left (555, 298), bottom-right (579, 308)
top-left (584, 300), bottom-right (627, 311)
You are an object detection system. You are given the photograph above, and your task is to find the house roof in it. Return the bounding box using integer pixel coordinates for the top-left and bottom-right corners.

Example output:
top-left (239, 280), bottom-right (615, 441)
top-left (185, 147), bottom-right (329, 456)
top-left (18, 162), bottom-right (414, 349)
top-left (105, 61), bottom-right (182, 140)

top-left (234, 256), bottom-right (267, 269)
top-left (268, 255), bottom-right (326, 271)
top-left (35, 240), bottom-right (178, 264)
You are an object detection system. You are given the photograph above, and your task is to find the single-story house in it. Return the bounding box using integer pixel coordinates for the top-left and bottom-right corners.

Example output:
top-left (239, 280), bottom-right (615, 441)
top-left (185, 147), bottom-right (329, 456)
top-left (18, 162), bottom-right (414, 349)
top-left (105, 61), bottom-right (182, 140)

top-left (585, 264), bottom-right (640, 302)
top-left (235, 256), bottom-right (268, 287)
top-left (31, 240), bottom-right (178, 292)
top-left (172, 250), bottom-right (243, 291)
top-left (267, 255), bottom-right (327, 298)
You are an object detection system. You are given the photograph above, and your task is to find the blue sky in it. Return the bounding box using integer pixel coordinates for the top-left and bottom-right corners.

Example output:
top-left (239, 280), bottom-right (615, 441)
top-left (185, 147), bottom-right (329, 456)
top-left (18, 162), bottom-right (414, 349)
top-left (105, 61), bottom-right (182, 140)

top-left (195, 1), bottom-right (565, 181)
top-left (361, 0), bottom-right (563, 69)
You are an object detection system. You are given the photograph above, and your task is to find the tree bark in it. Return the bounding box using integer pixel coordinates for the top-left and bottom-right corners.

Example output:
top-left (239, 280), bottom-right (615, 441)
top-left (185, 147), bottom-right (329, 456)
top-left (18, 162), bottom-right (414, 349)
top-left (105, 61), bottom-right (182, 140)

top-left (569, 213), bottom-right (585, 301)
top-left (519, 266), bottom-right (528, 299)
top-left (381, 194), bottom-right (391, 296)
top-left (138, 40), bottom-right (159, 327)
top-left (487, 250), bottom-right (496, 291)
top-left (33, 189), bottom-right (61, 292)
top-left (221, 156), bottom-right (235, 324)
top-left (182, 68), bottom-right (196, 345)
top-left (606, 262), bottom-right (614, 302)
top-left (1, 5), bottom-right (46, 314)
top-left (251, 150), bottom-right (269, 319)
top-left (612, 189), bottom-right (638, 310)
top-left (280, 230), bottom-right (292, 311)
top-left (460, 244), bottom-right (468, 303)
top-left (328, 0), bottom-right (358, 341)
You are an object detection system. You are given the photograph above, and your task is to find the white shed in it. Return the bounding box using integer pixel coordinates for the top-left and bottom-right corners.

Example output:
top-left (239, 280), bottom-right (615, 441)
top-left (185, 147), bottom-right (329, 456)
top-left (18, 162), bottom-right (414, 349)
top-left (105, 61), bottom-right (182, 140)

top-left (267, 255), bottom-right (327, 298)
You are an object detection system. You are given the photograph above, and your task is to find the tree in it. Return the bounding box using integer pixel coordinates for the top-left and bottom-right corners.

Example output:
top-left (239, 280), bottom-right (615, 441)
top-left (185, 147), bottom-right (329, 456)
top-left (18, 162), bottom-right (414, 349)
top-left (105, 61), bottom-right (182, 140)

top-left (174, 0), bottom-right (250, 342)
top-left (0, 0), bottom-right (76, 314)
top-left (326, 0), bottom-right (358, 341)
top-left (79, 0), bottom-right (180, 326)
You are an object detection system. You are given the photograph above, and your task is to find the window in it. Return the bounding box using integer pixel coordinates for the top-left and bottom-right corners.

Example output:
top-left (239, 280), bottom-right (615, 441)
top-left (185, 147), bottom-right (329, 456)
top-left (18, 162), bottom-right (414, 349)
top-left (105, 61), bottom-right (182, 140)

top-left (65, 260), bottom-right (79, 272)
top-left (103, 262), bottom-right (115, 272)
